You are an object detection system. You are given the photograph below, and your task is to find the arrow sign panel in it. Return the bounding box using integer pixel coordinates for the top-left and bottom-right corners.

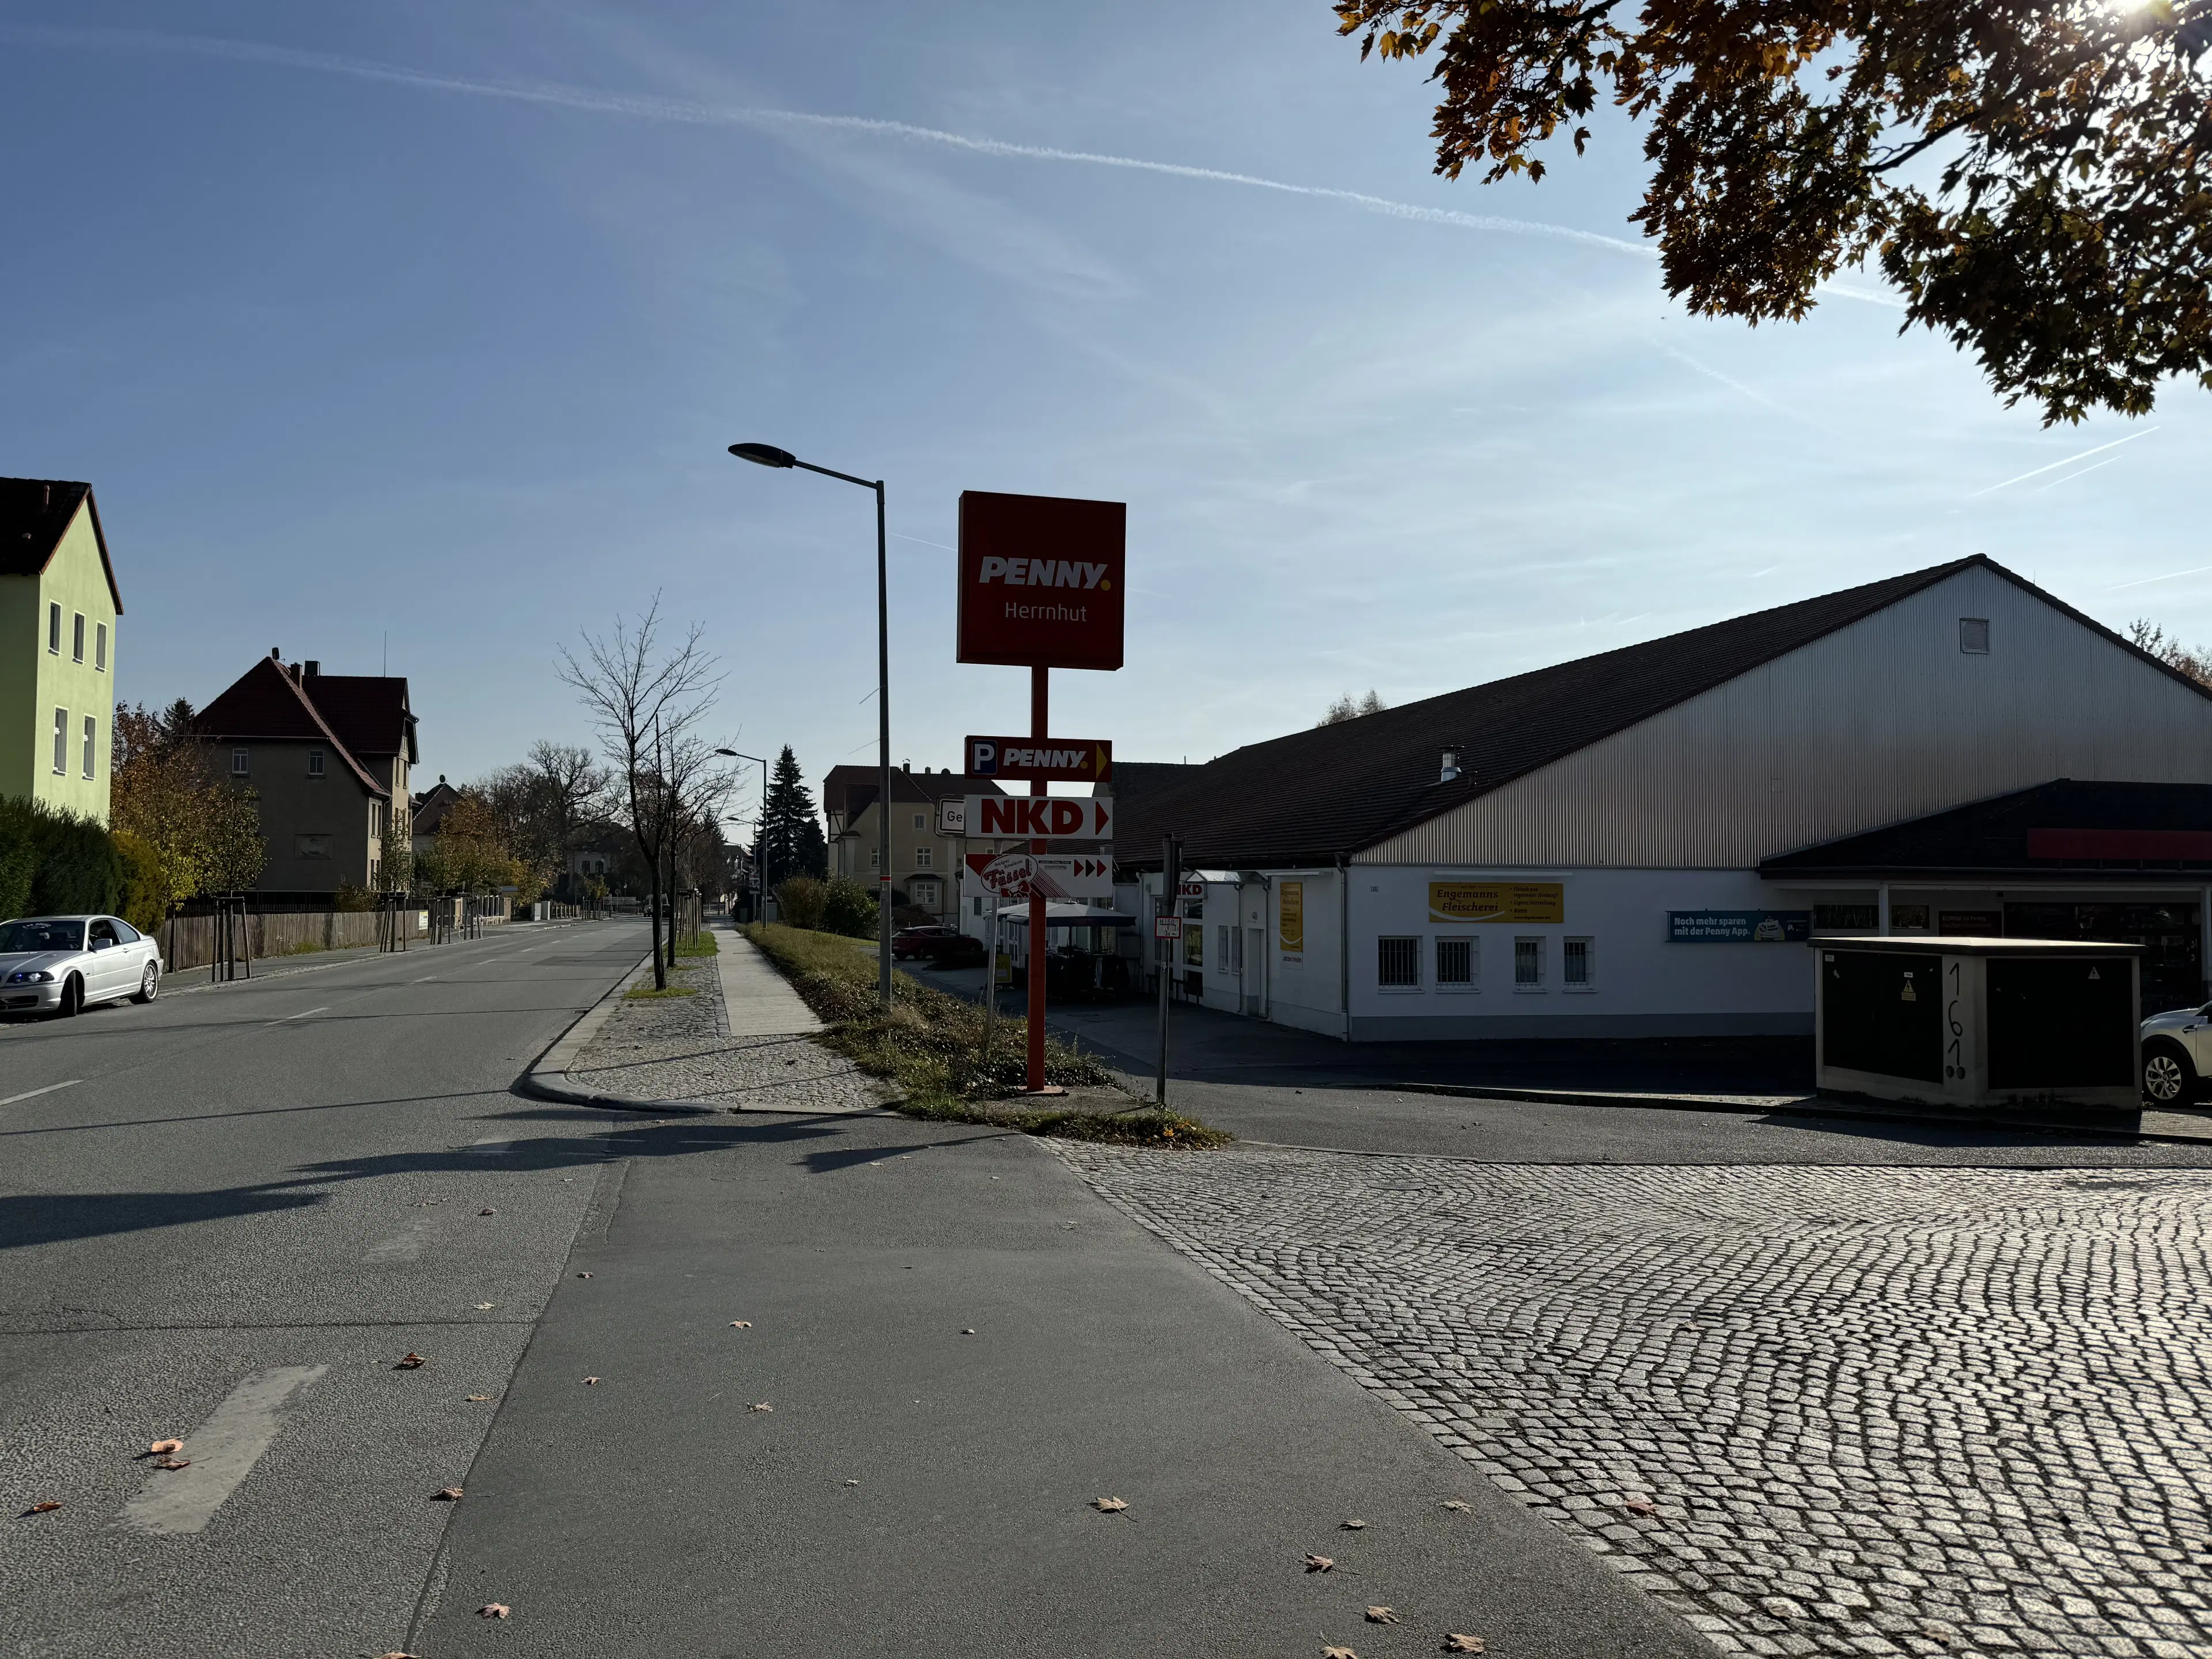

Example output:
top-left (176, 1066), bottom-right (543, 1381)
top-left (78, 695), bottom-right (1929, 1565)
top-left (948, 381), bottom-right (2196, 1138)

top-left (965, 851), bottom-right (1115, 902)
top-left (965, 796), bottom-right (1113, 842)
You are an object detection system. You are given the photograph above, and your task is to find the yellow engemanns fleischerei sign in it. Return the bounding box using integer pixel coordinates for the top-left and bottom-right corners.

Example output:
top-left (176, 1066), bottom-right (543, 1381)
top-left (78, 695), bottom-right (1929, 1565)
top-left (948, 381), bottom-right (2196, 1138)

top-left (1428, 881), bottom-right (1564, 925)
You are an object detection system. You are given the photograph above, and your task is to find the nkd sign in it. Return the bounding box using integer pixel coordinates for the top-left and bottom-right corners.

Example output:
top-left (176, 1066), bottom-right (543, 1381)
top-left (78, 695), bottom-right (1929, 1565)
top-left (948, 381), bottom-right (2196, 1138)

top-left (965, 796), bottom-right (1113, 841)
top-left (956, 491), bottom-right (1126, 671)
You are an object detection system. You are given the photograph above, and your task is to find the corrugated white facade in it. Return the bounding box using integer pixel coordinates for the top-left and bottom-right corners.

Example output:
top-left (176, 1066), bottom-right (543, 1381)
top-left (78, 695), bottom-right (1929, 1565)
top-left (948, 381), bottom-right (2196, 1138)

top-left (1362, 567), bottom-right (2212, 870)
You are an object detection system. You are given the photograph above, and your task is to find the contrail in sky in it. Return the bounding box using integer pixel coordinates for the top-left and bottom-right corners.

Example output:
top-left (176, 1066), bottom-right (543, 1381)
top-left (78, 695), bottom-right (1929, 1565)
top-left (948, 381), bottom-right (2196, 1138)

top-left (0, 21), bottom-right (1884, 287)
top-left (1968, 427), bottom-right (2158, 497)
top-left (2108, 561), bottom-right (2212, 592)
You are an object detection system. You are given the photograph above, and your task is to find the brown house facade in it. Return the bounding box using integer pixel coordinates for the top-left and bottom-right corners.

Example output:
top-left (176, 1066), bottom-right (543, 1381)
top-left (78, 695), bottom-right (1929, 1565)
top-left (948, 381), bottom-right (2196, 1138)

top-left (192, 650), bottom-right (419, 896)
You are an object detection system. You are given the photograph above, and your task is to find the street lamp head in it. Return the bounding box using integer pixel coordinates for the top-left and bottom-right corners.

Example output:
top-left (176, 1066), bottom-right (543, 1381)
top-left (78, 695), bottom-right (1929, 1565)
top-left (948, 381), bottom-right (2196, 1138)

top-left (729, 442), bottom-right (796, 468)
top-left (714, 748), bottom-right (738, 757)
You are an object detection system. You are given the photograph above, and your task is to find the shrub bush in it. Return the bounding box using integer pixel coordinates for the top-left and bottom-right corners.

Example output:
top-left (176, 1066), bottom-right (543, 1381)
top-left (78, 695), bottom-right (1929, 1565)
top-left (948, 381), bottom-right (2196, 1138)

top-left (0, 796), bottom-right (122, 918)
top-left (823, 876), bottom-right (878, 939)
top-left (772, 874), bottom-right (828, 931)
top-left (112, 829), bottom-right (170, 934)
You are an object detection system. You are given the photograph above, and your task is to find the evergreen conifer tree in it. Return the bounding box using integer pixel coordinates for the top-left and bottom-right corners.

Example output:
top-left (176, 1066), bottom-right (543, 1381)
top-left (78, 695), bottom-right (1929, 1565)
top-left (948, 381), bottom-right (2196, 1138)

top-left (757, 746), bottom-right (827, 885)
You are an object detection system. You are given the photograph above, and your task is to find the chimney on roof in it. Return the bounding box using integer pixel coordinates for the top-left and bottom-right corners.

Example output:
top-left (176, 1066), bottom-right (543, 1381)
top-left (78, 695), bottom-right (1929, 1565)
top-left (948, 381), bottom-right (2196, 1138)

top-left (42, 484), bottom-right (50, 509)
top-left (270, 647), bottom-right (281, 661)
top-left (304, 660), bottom-right (320, 677)
top-left (1440, 751), bottom-right (1461, 784)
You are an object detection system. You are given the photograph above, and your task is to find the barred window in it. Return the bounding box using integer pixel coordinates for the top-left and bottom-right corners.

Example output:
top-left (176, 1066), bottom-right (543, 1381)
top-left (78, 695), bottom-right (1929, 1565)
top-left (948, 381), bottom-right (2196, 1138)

top-left (1514, 937), bottom-right (1544, 987)
top-left (1563, 937), bottom-right (1593, 988)
top-left (1378, 935), bottom-right (1421, 988)
top-left (1435, 937), bottom-right (1474, 986)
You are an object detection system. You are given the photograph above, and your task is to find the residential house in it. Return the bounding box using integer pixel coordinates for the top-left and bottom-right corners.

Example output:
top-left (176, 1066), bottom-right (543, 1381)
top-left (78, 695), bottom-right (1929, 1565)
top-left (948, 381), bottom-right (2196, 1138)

top-left (192, 650), bottom-right (419, 897)
top-left (411, 777), bottom-right (462, 861)
top-left (825, 764), bottom-right (1005, 922)
top-left (1, 478), bottom-right (122, 823)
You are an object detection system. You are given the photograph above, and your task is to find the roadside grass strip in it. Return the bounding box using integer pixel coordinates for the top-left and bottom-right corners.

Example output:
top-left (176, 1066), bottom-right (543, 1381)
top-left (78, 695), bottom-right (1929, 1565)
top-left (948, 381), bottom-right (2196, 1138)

top-left (742, 923), bottom-right (1226, 1148)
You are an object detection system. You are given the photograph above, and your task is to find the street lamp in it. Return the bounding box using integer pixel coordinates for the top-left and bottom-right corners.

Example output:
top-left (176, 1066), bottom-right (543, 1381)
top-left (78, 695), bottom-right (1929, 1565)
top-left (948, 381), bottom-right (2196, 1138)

top-left (715, 749), bottom-right (770, 924)
top-left (729, 442), bottom-right (893, 1011)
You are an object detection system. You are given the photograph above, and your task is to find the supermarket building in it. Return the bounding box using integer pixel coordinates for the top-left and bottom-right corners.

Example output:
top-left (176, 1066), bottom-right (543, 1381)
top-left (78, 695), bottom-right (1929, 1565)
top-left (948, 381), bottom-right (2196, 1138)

top-left (1109, 556), bottom-right (2212, 1039)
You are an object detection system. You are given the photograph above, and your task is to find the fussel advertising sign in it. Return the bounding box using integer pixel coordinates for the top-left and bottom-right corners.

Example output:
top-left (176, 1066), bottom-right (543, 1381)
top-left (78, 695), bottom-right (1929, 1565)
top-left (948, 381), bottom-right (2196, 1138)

top-left (956, 491), bottom-right (1126, 671)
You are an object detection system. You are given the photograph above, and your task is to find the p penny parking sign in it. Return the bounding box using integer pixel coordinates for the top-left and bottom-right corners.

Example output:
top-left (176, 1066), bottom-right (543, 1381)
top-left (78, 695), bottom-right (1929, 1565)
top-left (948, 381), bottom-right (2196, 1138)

top-left (957, 491), bottom-right (1126, 671)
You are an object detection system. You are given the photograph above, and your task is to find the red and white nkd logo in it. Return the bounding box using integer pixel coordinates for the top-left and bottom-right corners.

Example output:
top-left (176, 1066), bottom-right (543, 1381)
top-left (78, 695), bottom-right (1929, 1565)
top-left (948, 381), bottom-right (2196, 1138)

top-left (975, 557), bottom-right (1112, 591)
top-left (964, 796), bottom-right (1113, 840)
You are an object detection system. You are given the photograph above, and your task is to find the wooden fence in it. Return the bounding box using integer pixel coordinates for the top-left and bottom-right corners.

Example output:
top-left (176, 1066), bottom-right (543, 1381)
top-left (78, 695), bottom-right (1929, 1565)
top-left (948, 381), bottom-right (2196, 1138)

top-left (159, 907), bottom-right (429, 972)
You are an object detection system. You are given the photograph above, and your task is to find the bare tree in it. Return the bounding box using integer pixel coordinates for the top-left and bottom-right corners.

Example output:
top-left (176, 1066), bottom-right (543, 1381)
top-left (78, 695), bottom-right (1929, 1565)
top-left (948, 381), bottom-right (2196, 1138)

top-left (653, 730), bottom-right (740, 968)
top-left (558, 599), bottom-right (720, 990)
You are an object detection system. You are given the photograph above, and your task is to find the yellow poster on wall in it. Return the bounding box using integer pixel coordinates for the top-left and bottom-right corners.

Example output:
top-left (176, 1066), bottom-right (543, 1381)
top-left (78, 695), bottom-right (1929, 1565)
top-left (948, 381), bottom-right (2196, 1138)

top-left (1279, 881), bottom-right (1305, 954)
top-left (1428, 881), bottom-right (1564, 925)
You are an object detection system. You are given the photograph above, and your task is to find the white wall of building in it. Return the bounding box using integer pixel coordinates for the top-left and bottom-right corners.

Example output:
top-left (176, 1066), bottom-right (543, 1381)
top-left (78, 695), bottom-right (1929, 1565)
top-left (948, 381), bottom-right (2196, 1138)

top-left (1344, 866), bottom-right (1812, 1039)
top-left (1366, 566), bottom-right (2212, 870)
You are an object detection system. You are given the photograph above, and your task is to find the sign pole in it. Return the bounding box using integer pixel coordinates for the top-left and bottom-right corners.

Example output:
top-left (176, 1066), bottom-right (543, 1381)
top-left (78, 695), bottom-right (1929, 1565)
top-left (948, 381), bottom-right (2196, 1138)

top-left (1156, 834), bottom-right (1179, 1105)
top-left (1027, 664), bottom-right (1050, 1092)
top-left (984, 886), bottom-right (1000, 1062)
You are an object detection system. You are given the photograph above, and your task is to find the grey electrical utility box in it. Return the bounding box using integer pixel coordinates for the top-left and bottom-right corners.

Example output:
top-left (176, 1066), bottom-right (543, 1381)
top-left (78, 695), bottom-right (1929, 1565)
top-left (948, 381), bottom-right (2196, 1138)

top-left (1814, 936), bottom-right (2143, 1112)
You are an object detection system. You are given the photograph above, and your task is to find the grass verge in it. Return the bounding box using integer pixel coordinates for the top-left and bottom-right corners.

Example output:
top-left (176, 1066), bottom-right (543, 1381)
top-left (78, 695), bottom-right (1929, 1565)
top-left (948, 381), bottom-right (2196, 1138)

top-left (742, 922), bottom-right (1226, 1149)
top-left (673, 930), bottom-right (719, 959)
top-left (625, 984), bottom-right (698, 999)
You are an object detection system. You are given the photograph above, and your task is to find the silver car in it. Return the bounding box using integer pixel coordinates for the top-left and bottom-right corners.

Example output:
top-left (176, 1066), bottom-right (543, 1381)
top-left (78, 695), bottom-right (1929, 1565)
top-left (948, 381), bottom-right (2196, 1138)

top-left (2140, 1000), bottom-right (2212, 1104)
top-left (0, 914), bottom-right (164, 1017)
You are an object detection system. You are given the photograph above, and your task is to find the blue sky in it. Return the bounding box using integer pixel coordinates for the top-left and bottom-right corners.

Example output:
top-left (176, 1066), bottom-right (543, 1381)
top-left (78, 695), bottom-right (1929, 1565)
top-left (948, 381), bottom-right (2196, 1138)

top-left (5, 3), bottom-right (2205, 823)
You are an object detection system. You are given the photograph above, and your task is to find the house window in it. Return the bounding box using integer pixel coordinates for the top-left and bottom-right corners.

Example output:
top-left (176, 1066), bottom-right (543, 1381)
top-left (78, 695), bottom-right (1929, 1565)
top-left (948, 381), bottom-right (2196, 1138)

top-left (72, 613), bottom-right (85, 662)
top-left (1231, 926), bottom-right (1244, 973)
top-left (1217, 924), bottom-right (1229, 970)
top-left (232, 748), bottom-right (251, 777)
top-left (95, 622), bottom-right (107, 671)
top-left (47, 603), bottom-right (60, 653)
top-left (869, 849), bottom-right (880, 869)
top-left (1960, 617), bottom-right (1990, 654)
top-left (914, 847), bottom-right (933, 869)
top-left (913, 813), bottom-right (926, 830)
top-left (308, 748), bottom-right (325, 778)
top-left (1514, 937), bottom-right (1545, 989)
top-left (1436, 936), bottom-right (1476, 990)
top-left (52, 708), bottom-right (67, 774)
top-left (1377, 935), bottom-right (1421, 988)
top-left (81, 715), bottom-right (96, 779)
top-left (974, 896), bottom-right (985, 916)
top-left (1563, 937), bottom-right (1594, 990)
top-left (1891, 903), bottom-right (1931, 930)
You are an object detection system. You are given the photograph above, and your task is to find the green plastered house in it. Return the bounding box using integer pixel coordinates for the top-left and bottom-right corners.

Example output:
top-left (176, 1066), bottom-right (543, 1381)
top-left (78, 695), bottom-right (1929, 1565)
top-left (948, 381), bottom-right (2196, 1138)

top-left (1, 479), bottom-right (122, 824)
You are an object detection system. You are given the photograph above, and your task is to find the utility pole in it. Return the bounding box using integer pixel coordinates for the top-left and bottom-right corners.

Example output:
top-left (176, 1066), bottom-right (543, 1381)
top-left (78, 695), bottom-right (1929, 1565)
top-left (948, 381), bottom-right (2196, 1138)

top-left (1156, 834), bottom-right (1180, 1107)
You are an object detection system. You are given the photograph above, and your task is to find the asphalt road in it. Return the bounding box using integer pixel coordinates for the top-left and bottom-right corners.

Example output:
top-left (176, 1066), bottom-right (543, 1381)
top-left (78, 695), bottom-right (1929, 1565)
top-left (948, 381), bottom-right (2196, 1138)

top-left (1, 919), bottom-right (653, 1657)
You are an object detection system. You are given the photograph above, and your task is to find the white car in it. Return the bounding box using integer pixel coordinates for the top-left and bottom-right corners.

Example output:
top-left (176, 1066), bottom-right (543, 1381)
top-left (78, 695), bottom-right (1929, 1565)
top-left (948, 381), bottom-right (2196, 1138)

top-left (2140, 1001), bottom-right (2212, 1104)
top-left (0, 914), bottom-right (165, 1017)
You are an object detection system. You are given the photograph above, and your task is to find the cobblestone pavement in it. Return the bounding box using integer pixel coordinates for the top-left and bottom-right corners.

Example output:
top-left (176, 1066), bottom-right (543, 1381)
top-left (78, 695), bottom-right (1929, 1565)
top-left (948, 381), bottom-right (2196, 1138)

top-left (1058, 1144), bottom-right (2212, 1659)
top-left (569, 952), bottom-right (891, 1113)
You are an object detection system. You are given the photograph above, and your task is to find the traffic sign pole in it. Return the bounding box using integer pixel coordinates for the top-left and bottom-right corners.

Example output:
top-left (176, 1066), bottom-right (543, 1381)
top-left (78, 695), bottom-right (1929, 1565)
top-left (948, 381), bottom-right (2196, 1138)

top-left (1027, 665), bottom-right (1051, 1092)
top-left (1156, 834), bottom-right (1180, 1106)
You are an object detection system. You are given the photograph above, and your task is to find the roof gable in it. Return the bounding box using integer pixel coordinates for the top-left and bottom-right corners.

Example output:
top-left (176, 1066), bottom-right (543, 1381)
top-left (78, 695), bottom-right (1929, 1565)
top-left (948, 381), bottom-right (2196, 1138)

top-left (0, 478), bottom-right (123, 613)
top-left (192, 657), bottom-right (388, 797)
top-left (1117, 555), bottom-right (2210, 869)
top-left (304, 675), bottom-right (416, 763)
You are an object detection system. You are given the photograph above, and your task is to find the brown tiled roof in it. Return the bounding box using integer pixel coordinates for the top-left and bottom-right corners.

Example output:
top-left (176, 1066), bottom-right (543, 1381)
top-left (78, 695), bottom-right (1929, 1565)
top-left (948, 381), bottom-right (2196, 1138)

top-left (411, 781), bottom-right (463, 835)
top-left (1116, 555), bottom-right (2208, 870)
top-left (0, 477), bottom-right (123, 612)
top-left (303, 674), bottom-right (417, 763)
top-left (192, 657), bottom-right (388, 797)
top-left (827, 765), bottom-right (1003, 824)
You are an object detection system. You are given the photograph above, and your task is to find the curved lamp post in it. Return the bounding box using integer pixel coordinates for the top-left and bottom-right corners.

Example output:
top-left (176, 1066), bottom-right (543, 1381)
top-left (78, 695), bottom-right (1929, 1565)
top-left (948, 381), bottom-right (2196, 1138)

top-left (728, 443), bottom-right (892, 1011)
top-left (715, 750), bottom-right (770, 923)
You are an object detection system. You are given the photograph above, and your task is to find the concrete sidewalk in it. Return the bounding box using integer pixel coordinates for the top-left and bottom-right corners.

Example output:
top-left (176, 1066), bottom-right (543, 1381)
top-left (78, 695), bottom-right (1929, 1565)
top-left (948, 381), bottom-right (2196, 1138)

top-left (717, 921), bottom-right (825, 1036)
top-left (415, 1112), bottom-right (1715, 1658)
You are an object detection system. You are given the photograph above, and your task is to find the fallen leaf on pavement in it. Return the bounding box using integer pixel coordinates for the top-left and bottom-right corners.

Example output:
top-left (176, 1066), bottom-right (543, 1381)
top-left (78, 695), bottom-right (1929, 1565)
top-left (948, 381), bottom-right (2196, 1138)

top-left (477, 1604), bottom-right (511, 1619)
top-left (1323, 1647), bottom-right (1359, 1658)
top-left (474, 1303), bottom-right (495, 1310)
top-left (961, 1328), bottom-right (977, 1335)
top-left (1303, 1554), bottom-right (1335, 1573)
top-left (153, 1457), bottom-right (191, 1471)
top-left (1092, 1497), bottom-right (1128, 1513)
top-left (465, 1394), bottom-right (491, 1403)
top-left (844, 1479), bottom-right (861, 1486)
top-left (375, 1652), bottom-right (422, 1657)
top-left (24, 1501), bottom-right (62, 1514)
top-left (148, 1439), bottom-right (183, 1456)
top-left (582, 1377), bottom-right (600, 1385)
top-left (1441, 1499), bottom-right (1471, 1512)
top-left (432, 1487), bottom-right (463, 1501)
top-left (1340, 1518), bottom-right (1366, 1530)
top-left (395, 1353), bottom-right (426, 1369)
top-left (1624, 1497), bottom-right (1658, 1517)
top-left (1366, 1607), bottom-right (1399, 1623)
top-left (729, 1321), bottom-right (751, 1328)
top-left (576, 1272), bottom-right (592, 1278)
top-left (478, 1209), bottom-right (497, 1217)
top-left (749, 1402), bottom-right (772, 1412)
top-left (1442, 1637), bottom-right (1486, 1653)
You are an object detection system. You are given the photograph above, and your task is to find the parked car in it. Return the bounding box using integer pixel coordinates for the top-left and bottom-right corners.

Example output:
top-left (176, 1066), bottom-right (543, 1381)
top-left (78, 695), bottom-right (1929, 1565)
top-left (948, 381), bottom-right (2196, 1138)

top-left (2139, 1001), bottom-right (2212, 1103)
top-left (0, 915), bottom-right (165, 1017)
top-left (891, 925), bottom-right (986, 967)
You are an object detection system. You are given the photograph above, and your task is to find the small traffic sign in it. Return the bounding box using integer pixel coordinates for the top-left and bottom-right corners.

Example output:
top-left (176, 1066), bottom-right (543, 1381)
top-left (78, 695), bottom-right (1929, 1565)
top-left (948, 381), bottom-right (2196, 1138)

top-left (1153, 915), bottom-right (1183, 941)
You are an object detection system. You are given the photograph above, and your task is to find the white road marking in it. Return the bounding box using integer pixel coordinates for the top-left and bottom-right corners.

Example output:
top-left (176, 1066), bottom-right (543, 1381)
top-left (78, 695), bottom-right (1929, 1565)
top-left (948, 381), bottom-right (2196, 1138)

top-left (268, 1006), bottom-right (329, 1024)
top-left (0, 1080), bottom-right (81, 1107)
top-left (116, 1365), bottom-right (327, 1535)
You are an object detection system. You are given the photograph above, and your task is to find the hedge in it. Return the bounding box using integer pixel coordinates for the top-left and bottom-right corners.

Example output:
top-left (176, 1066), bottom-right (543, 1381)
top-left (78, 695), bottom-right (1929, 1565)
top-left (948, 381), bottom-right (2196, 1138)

top-left (0, 796), bottom-right (124, 921)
